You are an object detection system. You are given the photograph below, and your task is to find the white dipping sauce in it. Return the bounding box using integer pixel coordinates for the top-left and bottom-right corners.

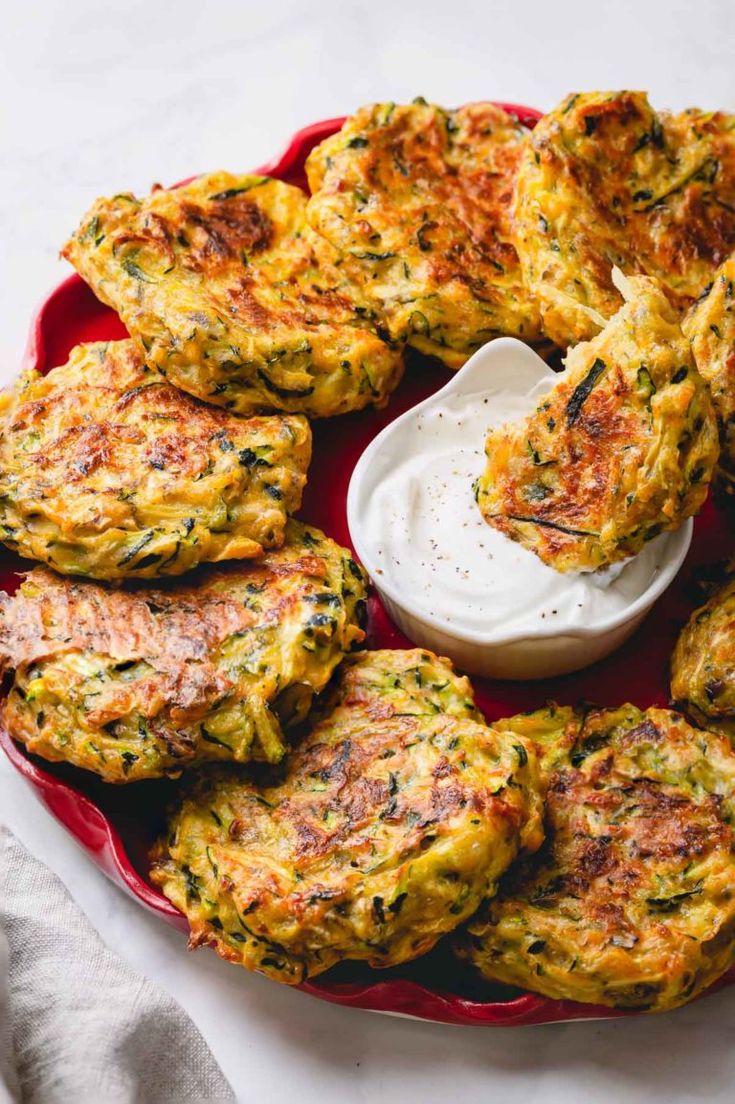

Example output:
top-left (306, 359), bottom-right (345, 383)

top-left (357, 353), bottom-right (673, 641)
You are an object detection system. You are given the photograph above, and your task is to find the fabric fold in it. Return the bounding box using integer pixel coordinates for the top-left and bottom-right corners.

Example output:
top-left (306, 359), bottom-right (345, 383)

top-left (0, 823), bottom-right (234, 1104)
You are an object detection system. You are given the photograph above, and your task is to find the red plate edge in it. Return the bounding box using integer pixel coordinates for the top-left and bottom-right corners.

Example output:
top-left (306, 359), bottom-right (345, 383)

top-left (9, 103), bottom-right (733, 1027)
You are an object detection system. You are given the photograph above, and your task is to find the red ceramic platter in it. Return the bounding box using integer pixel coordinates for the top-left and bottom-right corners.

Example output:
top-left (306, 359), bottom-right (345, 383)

top-left (4, 105), bottom-right (735, 1027)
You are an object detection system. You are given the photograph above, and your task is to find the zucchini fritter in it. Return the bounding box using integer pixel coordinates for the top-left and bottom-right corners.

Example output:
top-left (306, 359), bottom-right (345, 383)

top-left (683, 256), bottom-right (735, 499)
top-left (0, 340), bottom-right (311, 579)
top-left (671, 574), bottom-right (735, 738)
top-left (151, 649), bottom-right (544, 984)
top-left (62, 173), bottom-right (403, 417)
top-left (476, 272), bottom-right (718, 572)
top-left (516, 91), bottom-right (735, 347)
top-left (457, 703), bottom-right (735, 1012)
top-left (306, 100), bottom-right (542, 367)
top-left (0, 522), bottom-right (366, 782)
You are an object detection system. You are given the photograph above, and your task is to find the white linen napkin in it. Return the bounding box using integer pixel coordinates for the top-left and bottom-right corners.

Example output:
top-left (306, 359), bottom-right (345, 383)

top-left (0, 822), bottom-right (235, 1104)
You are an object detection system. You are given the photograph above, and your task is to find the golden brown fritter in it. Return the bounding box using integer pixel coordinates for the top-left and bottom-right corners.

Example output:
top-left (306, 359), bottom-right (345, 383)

top-left (0, 340), bottom-right (311, 579)
top-left (306, 99), bottom-right (542, 367)
top-left (457, 703), bottom-right (735, 1012)
top-left (151, 649), bottom-right (544, 984)
top-left (515, 91), bottom-right (735, 347)
top-left (683, 255), bottom-right (735, 498)
top-left (475, 272), bottom-right (718, 572)
top-left (0, 522), bottom-right (366, 782)
top-left (62, 173), bottom-right (403, 417)
top-left (671, 572), bottom-right (735, 739)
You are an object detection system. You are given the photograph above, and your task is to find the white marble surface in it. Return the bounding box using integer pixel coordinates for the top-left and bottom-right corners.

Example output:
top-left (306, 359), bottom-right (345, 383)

top-left (3, 2), bottom-right (735, 1100)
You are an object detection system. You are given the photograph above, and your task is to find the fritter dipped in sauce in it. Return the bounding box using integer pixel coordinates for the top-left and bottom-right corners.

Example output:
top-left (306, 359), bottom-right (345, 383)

top-left (476, 272), bottom-right (718, 572)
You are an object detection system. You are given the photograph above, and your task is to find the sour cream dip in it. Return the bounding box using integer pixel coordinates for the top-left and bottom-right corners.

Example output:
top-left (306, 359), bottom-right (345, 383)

top-left (347, 338), bottom-right (692, 679)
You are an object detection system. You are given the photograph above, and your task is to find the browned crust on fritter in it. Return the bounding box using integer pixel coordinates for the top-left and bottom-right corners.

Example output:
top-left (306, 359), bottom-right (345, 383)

top-left (0, 340), bottom-right (312, 578)
top-left (62, 174), bottom-right (404, 417)
top-left (515, 91), bottom-right (735, 346)
top-left (459, 704), bottom-right (735, 1012)
top-left (0, 521), bottom-right (367, 780)
top-left (306, 100), bottom-right (542, 363)
top-left (0, 568), bottom-right (249, 670)
top-left (151, 649), bottom-right (543, 983)
top-left (476, 273), bottom-right (719, 571)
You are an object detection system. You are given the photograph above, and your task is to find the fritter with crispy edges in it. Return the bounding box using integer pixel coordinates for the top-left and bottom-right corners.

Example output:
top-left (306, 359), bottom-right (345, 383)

top-left (457, 703), bottom-right (735, 1012)
top-left (0, 522), bottom-right (366, 782)
top-left (0, 340), bottom-right (311, 579)
top-left (515, 91), bottom-right (735, 347)
top-left (63, 173), bottom-right (403, 417)
top-left (306, 99), bottom-right (542, 367)
top-left (683, 255), bottom-right (735, 499)
top-left (151, 649), bottom-right (544, 984)
top-left (671, 572), bottom-right (735, 739)
top-left (475, 272), bottom-right (718, 572)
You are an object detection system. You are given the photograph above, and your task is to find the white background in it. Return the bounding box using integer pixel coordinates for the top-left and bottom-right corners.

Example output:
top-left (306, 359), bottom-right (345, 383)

top-left (3, 1), bottom-right (735, 1100)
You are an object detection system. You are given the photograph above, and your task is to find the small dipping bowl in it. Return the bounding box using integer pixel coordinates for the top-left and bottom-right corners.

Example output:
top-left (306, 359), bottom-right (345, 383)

top-left (347, 338), bottom-right (693, 680)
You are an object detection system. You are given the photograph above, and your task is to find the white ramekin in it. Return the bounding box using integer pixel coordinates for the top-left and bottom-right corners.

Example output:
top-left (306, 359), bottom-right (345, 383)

top-left (347, 338), bottom-right (693, 680)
